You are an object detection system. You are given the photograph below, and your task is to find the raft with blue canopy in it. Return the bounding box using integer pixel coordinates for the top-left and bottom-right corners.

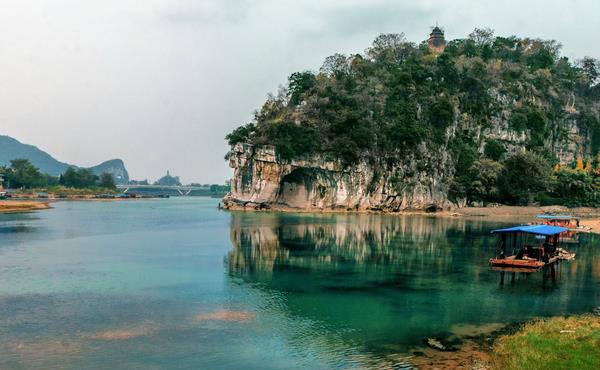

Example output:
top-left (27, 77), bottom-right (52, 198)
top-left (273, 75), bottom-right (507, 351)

top-left (535, 214), bottom-right (580, 228)
top-left (489, 225), bottom-right (568, 270)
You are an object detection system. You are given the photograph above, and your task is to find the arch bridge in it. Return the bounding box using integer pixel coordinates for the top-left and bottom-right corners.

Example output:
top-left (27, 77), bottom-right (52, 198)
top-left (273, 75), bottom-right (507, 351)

top-left (116, 184), bottom-right (209, 196)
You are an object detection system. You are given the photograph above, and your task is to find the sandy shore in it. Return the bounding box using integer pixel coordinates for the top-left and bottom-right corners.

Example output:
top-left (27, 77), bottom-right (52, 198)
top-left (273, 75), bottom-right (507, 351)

top-left (0, 200), bottom-right (50, 213)
top-left (452, 205), bottom-right (600, 233)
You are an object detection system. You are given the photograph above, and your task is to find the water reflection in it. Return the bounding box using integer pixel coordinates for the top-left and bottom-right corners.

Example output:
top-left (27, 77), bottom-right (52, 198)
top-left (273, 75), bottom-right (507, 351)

top-left (0, 213), bottom-right (38, 234)
top-left (227, 212), bottom-right (600, 354)
top-left (229, 213), bottom-right (493, 277)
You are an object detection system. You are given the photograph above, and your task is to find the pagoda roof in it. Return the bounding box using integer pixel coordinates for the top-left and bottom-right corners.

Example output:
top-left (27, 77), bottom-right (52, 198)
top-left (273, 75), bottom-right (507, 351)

top-left (430, 26), bottom-right (444, 35)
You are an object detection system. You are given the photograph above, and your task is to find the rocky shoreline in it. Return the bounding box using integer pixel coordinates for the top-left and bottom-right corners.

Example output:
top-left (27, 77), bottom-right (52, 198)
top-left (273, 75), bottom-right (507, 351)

top-left (399, 322), bottom-right (522, 370)
top-left (222, 202), bottom-right (600, 234)
top-left (397, 311), bottom-right (600, 369)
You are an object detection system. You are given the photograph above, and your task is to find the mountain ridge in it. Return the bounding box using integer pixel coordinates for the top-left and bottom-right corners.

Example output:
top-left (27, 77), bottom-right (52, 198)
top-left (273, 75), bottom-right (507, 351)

top-left (0, 135), bottom-right (129, 184)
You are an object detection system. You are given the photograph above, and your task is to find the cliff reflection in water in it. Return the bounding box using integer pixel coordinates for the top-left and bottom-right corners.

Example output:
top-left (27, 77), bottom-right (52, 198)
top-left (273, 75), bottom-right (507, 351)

top-left (228, 212), bottom-right (492, 281)
top-left (226, 212), bottom-right (600, 354)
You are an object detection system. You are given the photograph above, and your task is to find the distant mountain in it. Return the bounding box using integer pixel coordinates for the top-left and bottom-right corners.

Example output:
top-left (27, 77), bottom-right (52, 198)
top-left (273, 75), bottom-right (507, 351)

top-left (0, 135), bottom-right (71, 176)
top-left (89, 159), bottom-right (129, 184)
top-left (0, 135), bottom-right (129, 184)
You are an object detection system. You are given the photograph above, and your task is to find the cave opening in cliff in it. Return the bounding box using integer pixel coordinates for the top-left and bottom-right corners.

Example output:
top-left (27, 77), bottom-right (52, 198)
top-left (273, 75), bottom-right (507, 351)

top-left (278, 169), bottom-right (311, 208)
top-left (277, 168), bottom-right (333, 209)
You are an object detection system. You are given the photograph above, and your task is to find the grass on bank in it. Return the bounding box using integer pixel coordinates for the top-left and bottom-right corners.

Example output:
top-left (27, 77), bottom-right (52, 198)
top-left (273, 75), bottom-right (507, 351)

top-left (492, 314), bottom-right (600, 370)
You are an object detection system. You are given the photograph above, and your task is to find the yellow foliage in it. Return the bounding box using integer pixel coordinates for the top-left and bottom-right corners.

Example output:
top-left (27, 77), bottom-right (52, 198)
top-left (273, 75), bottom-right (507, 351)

top-left (585, 159), bottom-right (592, 172)
top-left (553, 164), bottom-right (560, 172)
top-left (575, 156), bottom-right (584, 171)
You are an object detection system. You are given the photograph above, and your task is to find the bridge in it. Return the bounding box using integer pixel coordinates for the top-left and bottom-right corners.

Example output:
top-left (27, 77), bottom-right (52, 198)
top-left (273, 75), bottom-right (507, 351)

top-left (116, 184), bottom-right (210, 196)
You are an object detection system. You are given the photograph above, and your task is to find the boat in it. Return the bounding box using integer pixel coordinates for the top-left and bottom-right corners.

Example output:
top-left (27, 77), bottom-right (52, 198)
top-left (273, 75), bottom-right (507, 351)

top-left (535, 214), bottom-right (580, 228)
top-left (535, 214), bottom-right (581, 243)
top-left (489, 225), bottom-right (569, 271)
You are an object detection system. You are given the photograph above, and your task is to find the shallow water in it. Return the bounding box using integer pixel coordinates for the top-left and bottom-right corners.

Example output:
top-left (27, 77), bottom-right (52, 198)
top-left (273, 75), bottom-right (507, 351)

top-left (0, 198), bottom-right (598, 369)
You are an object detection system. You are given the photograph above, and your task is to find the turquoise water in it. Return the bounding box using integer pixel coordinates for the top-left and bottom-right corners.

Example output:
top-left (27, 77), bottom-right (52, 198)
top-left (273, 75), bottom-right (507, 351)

top-left (0, 198), bottom-right (599, 369)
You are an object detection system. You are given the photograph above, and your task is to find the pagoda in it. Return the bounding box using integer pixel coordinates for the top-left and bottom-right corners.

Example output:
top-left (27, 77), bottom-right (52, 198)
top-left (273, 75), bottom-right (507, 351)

top-left (428, 26), bottom-right (446, 54)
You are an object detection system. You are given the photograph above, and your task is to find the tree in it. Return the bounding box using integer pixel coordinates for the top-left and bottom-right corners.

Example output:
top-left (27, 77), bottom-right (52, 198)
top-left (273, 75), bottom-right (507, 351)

top-left (525, 39), bottom-right (561, 70)
top-left (288, 71), bottom-right (315, 105)
top-left (428, 95), bottom-right (454, 129)
top-left (60, 167), bottom-right (98, 188)
top-left (210, 184), bottom-right (230, 194)
top-left (468, 28), bottom-right (495, 47)
top-left (580, 57), bottom-right (599, 87)
top-left (501, 151), bottom-right (551, 204)
top-left (551, 167), bottom-right (596, 206)
top-left (484, 140), bottom-right (506, 161)
top-left (320, 53), bottom-right (349, 76)
top-left (585, 159), bottom-right (593, 173)
top-left (367, 33), bottom-right (412, 64)
top-left (99, 173), bottom-right (116, 189)
top-left (509, 112), bottom-right (528, 132)
top-left (369, 33), bottom-right (407, 53)
top-left (225, 123), bottom-right (255, 146)
top-left (576, 156), bottom-right (584, 171)
top-left (5, 159), bottom-right (48, 188)
top-left (468, 159), bottom-right (504, 204)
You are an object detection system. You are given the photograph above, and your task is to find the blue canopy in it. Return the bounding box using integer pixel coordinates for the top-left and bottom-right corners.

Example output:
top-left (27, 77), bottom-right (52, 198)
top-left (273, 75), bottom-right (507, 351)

top-left (535, 214), bottom-right (579, 220)
top-left (491, 225), bottom-right (568, 236)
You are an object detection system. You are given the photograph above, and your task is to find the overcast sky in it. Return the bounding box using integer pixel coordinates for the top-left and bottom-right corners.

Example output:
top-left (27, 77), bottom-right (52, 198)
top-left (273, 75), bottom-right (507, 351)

top-left (1, 0), bottom-right (598, 183)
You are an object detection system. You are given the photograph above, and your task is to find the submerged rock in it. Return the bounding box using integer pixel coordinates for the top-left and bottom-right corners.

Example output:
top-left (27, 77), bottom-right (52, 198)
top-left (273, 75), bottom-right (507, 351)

top-left (194, 310), bottom-right (255, 322)
top-left (425, 338), bottom-right (448, 351)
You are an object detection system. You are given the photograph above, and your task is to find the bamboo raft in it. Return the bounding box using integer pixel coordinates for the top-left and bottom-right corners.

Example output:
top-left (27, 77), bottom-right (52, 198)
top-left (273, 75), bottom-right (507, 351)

top-left (489, 225), bottom-right (570, 272)
top-left (489, 256), bottom-right (558, 270)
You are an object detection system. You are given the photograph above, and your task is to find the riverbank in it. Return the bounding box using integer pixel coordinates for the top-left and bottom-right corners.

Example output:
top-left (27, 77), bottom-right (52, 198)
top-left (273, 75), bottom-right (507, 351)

top-left (0, 200), bottom-right (50, 213)
top-left (403, 313), bottom-right (600, 369)
top-left (492, 314), bottom-right (600, 370)
top-left (454, 205), bottom-right (600, 233)
top-left (224, 203), bottom-right (600, 233)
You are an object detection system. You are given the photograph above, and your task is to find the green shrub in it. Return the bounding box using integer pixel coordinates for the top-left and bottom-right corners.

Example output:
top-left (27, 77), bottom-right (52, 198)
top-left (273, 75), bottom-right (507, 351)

top-left (484, 140), bottom-right (506, 160)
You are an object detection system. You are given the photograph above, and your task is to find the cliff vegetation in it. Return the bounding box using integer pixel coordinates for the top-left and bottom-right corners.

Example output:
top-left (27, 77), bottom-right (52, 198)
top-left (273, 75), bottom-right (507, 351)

top-left (226, 28), bottom-right (600, 209)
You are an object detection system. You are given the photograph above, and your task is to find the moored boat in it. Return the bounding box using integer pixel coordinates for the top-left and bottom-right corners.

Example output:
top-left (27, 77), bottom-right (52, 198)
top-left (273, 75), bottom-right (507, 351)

top-left (535, 214), bottom-right (580, 228)
top-left (489, 225), bottom-right (569, 271)
top-left (535, 214), bottom-right (581, 243)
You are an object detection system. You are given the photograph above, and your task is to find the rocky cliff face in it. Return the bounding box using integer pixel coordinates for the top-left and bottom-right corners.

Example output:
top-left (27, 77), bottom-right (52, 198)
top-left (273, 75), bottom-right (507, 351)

top-left (223, 110), bottom-right (589, 212)
top-left (223, 142), bottom-right (455, 211)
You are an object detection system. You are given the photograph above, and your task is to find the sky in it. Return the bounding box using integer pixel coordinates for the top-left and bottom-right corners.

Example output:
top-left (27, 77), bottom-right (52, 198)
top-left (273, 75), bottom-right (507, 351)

top-left (0, 0), bottom-right (599, 184)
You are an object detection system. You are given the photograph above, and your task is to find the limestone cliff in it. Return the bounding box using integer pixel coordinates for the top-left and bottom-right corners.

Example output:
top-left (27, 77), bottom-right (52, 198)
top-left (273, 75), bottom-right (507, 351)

top-left (222, 30), bottom-right (600, 211)
top-left (223, 111), bottom-right (589, 212)
top-left (223, 143), bottom-right (454, 211)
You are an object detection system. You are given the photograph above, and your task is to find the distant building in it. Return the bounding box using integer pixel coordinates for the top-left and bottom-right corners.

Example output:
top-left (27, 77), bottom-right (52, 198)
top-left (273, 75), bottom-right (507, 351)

top-left (154, 170), bottom-right (182, 187)
top-left (428, 26), bottom-right (446, 55)
top-left (0, 174), bottom-right (4, 192)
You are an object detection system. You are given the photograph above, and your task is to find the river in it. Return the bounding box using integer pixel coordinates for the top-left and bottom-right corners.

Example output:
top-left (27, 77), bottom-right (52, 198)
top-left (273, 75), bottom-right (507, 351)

top-left (0, 198), bottom-right (598, 369)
